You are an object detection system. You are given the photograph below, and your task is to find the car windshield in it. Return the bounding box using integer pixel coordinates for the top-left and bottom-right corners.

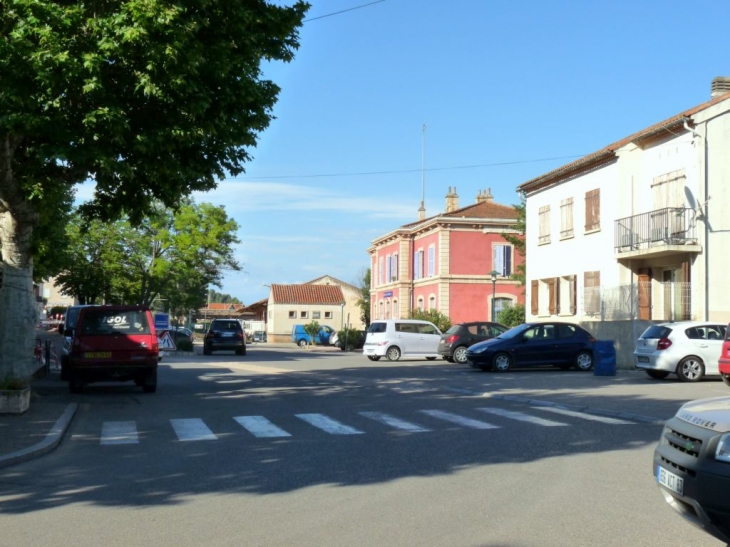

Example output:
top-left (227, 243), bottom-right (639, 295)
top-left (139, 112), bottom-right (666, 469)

top-left (495, 324), bottom-right (529, 339)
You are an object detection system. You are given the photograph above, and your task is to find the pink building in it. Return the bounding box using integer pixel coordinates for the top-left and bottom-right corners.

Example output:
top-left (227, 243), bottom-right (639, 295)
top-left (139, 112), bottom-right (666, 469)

top-left (368, 187), bottom-right (524, 323)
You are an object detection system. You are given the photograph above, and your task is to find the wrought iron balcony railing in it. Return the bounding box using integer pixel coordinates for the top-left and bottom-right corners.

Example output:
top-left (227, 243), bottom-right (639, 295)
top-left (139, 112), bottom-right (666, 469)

top-left (614, 207), bottom-right (698, 253)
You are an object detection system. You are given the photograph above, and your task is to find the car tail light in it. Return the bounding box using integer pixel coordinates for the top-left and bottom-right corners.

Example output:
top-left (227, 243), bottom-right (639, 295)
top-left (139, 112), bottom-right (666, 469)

top-left (588, 336), bottom-right (596, 343)
top-left (152, 338), bottom-right (159, 353)
top-left (657, 338), bottom-right (672, 350)
top-left (447, 335), bottom-right (459, 344)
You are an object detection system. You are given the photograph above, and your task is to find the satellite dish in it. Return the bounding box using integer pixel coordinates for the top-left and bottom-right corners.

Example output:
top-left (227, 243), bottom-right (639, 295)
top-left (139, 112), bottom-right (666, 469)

top-left (684, 187), bottom-right (696, 210)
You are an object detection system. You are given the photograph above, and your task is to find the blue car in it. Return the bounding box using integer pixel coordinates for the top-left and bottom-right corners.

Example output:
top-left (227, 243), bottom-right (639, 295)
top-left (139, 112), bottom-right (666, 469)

top-left (291, 324), bottom-right (335, 347)
top-left (465, 322), bottom-right (597, 372)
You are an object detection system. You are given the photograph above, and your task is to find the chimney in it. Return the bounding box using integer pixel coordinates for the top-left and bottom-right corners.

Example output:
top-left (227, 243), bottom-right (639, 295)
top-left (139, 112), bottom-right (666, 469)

top-left (418, 200), bottom-right (425, 221)
top-left (475, 188), bottom-right (494, 204)
top-left (445, 186), bottom-right (459, 213)
top-left (711, 77), bottom-right (730, 98)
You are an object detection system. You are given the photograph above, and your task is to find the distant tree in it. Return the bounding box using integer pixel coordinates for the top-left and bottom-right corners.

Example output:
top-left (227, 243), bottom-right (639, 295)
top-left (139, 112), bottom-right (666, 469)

top-left (208, 289), bottom-right (242, 305)
top-left (303, 320), bottom-right (321, 349)
top-left (410, 309), bottom-right (451, 333)
top-left (501, 198), bottom-right (526, 287)
top-left (355, 268), bottom-right (371, 327)
top-left (497, 304), bottom-right (525, 327)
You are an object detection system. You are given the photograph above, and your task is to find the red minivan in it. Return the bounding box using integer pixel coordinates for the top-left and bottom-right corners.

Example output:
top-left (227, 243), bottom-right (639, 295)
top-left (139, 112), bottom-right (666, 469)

top-left (720, 324), bottom-right (730, 387)
top-left (67, 305), bottom-right (159, 393)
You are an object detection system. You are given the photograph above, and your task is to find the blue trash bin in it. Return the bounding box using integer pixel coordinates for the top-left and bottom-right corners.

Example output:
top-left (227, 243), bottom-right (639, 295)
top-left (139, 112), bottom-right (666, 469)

top-left (593, 340), bottom-right (616, 376)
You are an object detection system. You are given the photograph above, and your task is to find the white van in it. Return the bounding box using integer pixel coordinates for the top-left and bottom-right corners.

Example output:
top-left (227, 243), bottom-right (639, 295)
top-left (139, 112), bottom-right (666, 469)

top-left (363, 319), bottom-right (442, 361)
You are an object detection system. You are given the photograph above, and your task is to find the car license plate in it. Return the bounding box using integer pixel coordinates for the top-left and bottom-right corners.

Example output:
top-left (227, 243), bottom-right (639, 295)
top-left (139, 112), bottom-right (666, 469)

top-left (222, 332), bottom-right (234, 337)
top-left (638, 356), bottom-right (649, 363)
top-left (85, 352), bottom-right (111, 358)
top-left (657, 466), bottom-right (684, 496)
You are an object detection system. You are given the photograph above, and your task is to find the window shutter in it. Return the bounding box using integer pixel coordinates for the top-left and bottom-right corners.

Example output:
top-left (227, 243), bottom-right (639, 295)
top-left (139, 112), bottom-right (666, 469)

top-left (548, 278), bottom-right (556, 315)
top-left (555, 277), bottom-right (561, 315)
top-left (570, 275), bottom-right (577, 315)
top-left (531, 280), bottom-right (539, 315)
top-left (505, 247), bottom-right (512, 276)
top-left (585, 189), bottom-right (600, 231)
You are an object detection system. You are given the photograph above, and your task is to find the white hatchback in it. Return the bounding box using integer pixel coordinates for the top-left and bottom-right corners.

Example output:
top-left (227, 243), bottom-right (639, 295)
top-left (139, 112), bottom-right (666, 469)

top-left (633, 321), bottom-right (727, 381)
top-left (363, 319), bottom-right (442, 362)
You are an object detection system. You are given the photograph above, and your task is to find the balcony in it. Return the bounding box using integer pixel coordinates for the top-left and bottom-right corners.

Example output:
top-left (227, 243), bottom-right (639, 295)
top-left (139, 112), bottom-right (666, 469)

top-left (614, 207), bottom-right (701, 259)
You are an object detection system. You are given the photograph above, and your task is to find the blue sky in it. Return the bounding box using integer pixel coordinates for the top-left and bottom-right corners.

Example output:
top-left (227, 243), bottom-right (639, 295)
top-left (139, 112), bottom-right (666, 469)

top-left (79, 0), bottom-right (730, 305)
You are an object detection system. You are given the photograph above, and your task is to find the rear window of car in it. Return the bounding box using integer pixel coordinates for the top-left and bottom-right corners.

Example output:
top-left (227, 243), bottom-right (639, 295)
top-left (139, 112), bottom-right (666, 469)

top-left (444, 325), bottom-right (462, 335)
top-left (641, 325), bottom-right (672, 339)
top-left (368, 322), bottom-right (387, 333)
top-left (211, 320), bottom-right (241, 332)
top-left (81, 310), bottom-right (151, 335)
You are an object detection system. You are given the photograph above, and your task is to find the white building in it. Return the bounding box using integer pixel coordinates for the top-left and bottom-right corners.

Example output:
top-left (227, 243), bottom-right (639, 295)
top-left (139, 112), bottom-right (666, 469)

top-left (518, 77), bottom-right (730, 366)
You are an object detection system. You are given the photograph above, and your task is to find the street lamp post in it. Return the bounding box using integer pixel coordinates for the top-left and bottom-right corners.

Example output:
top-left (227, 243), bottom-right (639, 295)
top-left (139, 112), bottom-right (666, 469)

top-left (489, 270), bottom-right (499, 322)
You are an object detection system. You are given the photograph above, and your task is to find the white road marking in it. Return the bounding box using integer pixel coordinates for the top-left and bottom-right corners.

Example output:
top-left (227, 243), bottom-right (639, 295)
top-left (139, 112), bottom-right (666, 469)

top-left (234, 416), bottom-right (291, 438)
top-left (533, 406), bottom-right (635, 424)
top-left (476, 407), bottom-right (568, 427)
top-left (358, 411), bottom-right (430, 432)
top-left (170, 418), bottom-right (218, 441)
top-left (100, 421), bottom-right (139, 445)
top-left (295, 413), bottom-right (364, 435)
top-left (419, 410), bottom-right (500, 429)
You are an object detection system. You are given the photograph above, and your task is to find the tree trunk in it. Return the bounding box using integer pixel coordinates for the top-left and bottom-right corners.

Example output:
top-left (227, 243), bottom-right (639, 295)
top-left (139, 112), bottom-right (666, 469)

top-left (0, 212), bottom-right (38, 382)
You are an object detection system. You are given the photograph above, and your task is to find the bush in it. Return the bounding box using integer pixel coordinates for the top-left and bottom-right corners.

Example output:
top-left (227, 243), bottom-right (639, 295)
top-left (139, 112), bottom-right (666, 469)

top-left (410, 309), bottom-right (451, 333)
top-left (303, 320), bottom-right (321, 347)
top-left (497, 303), bottom-right (525, 327)
top-left (336, 327), bottom-right (364, 351)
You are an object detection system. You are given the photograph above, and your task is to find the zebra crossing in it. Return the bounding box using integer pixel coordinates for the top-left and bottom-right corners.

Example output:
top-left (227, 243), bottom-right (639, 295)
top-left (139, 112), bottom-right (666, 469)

top-left (91, 405), bottom-right (639, 445)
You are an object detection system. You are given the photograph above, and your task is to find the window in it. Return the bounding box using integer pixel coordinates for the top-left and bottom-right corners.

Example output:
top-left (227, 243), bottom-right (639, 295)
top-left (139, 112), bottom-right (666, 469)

top-left (288, 311), bottom-right (296, 319)
top-left (386, 255), bottom-right (391, 283)
top-left (393, 300), bottom-right (398, 319)
top-left (414, 249), bottom-right (424, 280)
top-left (585, 189), bottom-right (600, 232)
top-left (494, 297), bottom-right (512, 318)
top-left (559, 275), bottom-right (577, 315)
top-left (584, 271), bottom-right (600, 314)
top-left (538, 205), bottom-right (551, 244)
top-left (428, 245), bottom-right (435, 277)
top-left (324, 311), bottom-right (332, 319)
top-left (391, 253), bottom-right (399, 281)
top-left (313, 311), bottom-right (321, 319)
top-left (560, 198), bottom-right (574, 239)
top-left (300, 311), bottom-right (308, 319)
top-left (429, 295), bottom-right (435, 309)
top-left (493, 245), bottom-right (512, 276)
top-left (417, 297), bottom-right (424, 311)
top-left (379, 257), bottom-right (385, 285)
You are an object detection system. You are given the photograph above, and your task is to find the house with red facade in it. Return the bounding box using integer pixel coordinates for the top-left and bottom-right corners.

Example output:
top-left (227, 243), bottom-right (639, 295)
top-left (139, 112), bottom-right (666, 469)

top-left (368, 187), bottom-right (524, 324)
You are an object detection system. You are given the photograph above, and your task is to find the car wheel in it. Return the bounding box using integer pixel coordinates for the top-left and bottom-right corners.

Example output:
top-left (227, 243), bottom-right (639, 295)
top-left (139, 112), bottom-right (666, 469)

top-left (203, 344), bottom-right (212, 356)
top-left (575, 351), bottom-right (594, 371)
top-left (722, 374), bottom-right (730, 387)
top-left (677, 356), bottom-right (704, 382)
top-left (367, 355), bottom-right (381, 361)
top-left (492, 352), bottom-right (512, 372)
top-left (298, 339), bottom-right (308, 348)
top-left (386, 346), bottom-right (401, 362)
top-left (453, 346), bottom-right (469, 364)
top-left (142, 370), bottom-right (157, 393)
top-left (646, 370), bottom-right (670, 380)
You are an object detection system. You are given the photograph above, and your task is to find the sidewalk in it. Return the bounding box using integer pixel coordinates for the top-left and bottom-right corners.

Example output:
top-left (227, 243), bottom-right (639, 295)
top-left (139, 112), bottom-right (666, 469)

top-left (0, 371), bottom-right (77, 469)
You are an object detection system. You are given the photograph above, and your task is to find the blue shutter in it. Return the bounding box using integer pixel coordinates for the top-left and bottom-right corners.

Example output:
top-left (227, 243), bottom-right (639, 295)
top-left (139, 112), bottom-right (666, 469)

top-left (504, 246), bottom-right (512, 276)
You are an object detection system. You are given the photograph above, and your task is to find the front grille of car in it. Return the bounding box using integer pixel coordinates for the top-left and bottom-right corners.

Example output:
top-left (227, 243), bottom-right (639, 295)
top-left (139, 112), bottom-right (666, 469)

top-left (659, 426), bottom-right (703, 477)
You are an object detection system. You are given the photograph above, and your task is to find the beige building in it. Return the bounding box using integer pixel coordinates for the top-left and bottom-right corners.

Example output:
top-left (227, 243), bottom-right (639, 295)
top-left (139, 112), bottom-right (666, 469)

top-left (265, 275), bottom-right (364, 343)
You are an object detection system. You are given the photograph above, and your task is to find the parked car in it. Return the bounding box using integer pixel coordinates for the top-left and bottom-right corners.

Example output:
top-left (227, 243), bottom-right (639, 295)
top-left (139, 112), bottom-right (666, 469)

top-left (252, 331), bottom-right (267, 343)
top-left (634, 321), bottom-right (727, 382)
top-left (465, 322), bottom-right (596, 372)
top-left (438, 321), bottom-right (508, 364)
top-left (291, 324), bottom-right (335, 347)
top-left (66, 305), bottom-right (159, 393)
top-left (204, 319), bottom-right (246, 355)
top-left (363, 319), bottom-right (442, 362)
top-left (719, 327), bottom-right (730, 387)
top-left (654, 395), bottom-right (730, 544)
top-left (169, 326), bottom-right (194, 343)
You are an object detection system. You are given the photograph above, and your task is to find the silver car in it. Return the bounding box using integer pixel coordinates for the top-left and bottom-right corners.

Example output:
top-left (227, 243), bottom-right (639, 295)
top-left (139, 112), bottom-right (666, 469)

top-left (634, 321), bottom-right (726, 381)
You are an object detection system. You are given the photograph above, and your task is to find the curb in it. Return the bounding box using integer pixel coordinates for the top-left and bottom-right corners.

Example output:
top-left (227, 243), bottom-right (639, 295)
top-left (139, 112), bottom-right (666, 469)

top-left (0, 403), bottom-right (78, 469)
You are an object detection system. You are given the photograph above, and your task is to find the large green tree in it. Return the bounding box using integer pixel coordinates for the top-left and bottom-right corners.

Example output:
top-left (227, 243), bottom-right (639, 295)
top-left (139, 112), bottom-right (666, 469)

top-left (56, 200), bottom-right (240, 312)
top-left (0, 0), bottom-right (308, 382)
top-left (501, 198), bottom-right (526, 287)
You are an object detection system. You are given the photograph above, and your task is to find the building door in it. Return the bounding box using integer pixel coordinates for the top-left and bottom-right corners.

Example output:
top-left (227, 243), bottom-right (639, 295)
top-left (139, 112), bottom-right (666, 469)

top-left (638, 269), bottom-right (651, 320)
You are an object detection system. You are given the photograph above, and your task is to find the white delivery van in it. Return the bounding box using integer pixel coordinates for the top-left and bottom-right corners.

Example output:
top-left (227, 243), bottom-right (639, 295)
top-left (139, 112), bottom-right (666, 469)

top-left (363, 319), bottom-right (442, 362)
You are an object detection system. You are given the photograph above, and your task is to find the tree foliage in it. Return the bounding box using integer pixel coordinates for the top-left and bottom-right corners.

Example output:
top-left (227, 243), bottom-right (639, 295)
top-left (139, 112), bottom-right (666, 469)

top-left (355, 267), bottom-right (371, 327)
top-left (497, 303), bottom-right (525, 328)
top-left (410, 309), bottom-right (452, 333)
top-left (303, 320), bottom-right (320, 348)
top-left (0, 0), bottom-right (308, 381)
top-left (56, 200), bottom-right (240, 314)
top-left (501, 198), bottom-right (526, 287)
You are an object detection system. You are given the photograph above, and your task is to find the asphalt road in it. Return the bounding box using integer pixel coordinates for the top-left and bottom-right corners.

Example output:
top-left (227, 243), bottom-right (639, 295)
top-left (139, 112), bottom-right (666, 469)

top-left (1, 346), bottom-right (727, 547)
